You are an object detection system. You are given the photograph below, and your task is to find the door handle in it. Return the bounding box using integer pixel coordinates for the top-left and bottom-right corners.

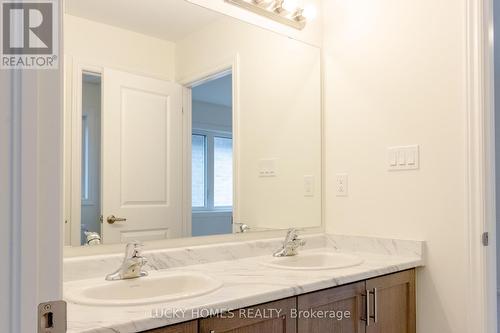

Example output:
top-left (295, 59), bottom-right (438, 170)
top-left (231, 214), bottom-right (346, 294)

top-left (106, 215), bottom-right (127, 224)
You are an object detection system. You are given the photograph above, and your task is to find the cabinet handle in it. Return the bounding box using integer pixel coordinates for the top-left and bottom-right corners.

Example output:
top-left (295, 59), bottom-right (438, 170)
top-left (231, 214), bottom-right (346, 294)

top-left (365, 289), bottom-right (371, 327)
top-left (373, 288), bottom-right (378, 323)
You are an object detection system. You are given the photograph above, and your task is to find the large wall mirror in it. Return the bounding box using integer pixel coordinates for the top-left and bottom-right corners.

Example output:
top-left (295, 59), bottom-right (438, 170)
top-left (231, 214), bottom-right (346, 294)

top-left (63, 0), bottom-right (322, 247)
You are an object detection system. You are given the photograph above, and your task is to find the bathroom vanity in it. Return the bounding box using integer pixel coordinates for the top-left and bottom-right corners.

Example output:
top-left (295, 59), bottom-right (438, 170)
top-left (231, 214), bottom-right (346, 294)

top-left (144, 269), bottom-right (415, 333)
top-left (64, 234), bottom-right (423, 333)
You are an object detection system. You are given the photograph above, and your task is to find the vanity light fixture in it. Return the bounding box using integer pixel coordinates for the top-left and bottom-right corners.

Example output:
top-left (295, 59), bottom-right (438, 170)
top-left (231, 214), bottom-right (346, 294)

top-left (225, 0), bottom-right (307, 30)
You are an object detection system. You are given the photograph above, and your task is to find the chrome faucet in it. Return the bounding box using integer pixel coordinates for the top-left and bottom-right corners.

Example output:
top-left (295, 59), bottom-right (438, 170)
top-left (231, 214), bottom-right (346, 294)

top-left (273, 228), bottom-right (306, 257)
top-left (239, 223), bottom-right (251, 233)
top-left (105, 242), bottom-right (148, 281)
top-left (84, 231), bottom-right (101, 246)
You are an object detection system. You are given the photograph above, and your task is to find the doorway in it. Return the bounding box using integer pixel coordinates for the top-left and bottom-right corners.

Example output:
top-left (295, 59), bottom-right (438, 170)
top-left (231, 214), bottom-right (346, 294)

top-left (70, 66), bottom-right (185, 245)
top-left (190, 72), bottom-right (233, 237)
top-left (80, 72), bottom-right (102, 245)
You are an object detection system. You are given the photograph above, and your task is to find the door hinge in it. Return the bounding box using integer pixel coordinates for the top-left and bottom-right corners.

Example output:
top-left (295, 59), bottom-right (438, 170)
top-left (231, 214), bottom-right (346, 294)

top-left (482, 232), bottom-right (489, 246)
top-left (38, 300), bottom-right (67, 333)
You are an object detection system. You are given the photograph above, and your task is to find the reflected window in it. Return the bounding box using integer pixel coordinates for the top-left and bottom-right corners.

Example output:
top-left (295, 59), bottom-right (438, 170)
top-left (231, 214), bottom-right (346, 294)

top-left (214, 137), bottom-right (233, 207)
top-left (192, 134), bottom-right (206, 208)
top-left (192, 132), bottom-right (232, 210)
top-left (81, 115), bottom-right (90, 201)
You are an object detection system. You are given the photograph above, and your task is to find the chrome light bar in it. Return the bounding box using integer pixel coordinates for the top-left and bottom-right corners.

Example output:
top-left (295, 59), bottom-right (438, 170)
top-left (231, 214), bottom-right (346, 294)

top-left (225, 0), bottom-right (306, 30)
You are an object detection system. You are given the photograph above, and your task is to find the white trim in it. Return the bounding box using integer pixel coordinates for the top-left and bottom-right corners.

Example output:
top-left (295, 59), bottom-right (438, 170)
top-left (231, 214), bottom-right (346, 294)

top-left (320, 31), bottom-right (326, 238)
top-left (178, 58), bottom-right (236, 87)
top-left (0, 69), bottom-right (12, 333)
top-left (190, 68), bottom-right (232, 88)
top-left (232, 55), bottom-right (242, 226)
top-left (180, 55), bottom-right (242, 226)
top-left (465, 0), bottom-right (497, 332)
top-left (182, 88), bottom-right (193, 237)
top-left (7, 4), bottom-right (64, 331)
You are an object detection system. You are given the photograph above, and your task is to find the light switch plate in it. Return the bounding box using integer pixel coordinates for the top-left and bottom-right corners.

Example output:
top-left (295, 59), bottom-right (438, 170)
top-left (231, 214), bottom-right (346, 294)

top-left (387, 145), bottom-right (419, 171)
top-left (304, 175), bottom-right (315, 197)
top-left (336, 174), bottom-right (348, 197)
top-left (258, 159), bottom-right (277, 177)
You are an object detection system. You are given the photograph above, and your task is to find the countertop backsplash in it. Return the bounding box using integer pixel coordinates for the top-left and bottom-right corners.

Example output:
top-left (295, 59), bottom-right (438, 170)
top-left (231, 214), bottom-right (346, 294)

top-left (64, 233), bottom-right (423, 282)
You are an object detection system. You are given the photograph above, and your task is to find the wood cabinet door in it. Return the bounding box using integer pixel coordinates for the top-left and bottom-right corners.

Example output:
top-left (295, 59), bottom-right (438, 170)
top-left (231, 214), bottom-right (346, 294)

top-left (297, 281), bottom-right (366, 333)
top-left (142, 320), bottom-right (198, 333)
top-left (366, 269), bottom-right (416, 333)
top-left (200, 298), bottom-right (296, 333)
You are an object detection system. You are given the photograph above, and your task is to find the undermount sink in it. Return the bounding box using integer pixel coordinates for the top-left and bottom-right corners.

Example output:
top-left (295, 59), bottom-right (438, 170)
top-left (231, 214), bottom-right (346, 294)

top-left (64, 272), bottom-right (223, 306)
top-left (264, 252), bottom-right (363, 271)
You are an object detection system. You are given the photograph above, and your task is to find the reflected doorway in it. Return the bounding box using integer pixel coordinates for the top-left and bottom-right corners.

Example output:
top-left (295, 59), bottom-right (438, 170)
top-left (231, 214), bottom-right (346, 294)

top-left (80, 72), bottom-right (102, 245)
top-left (191, 72), bottom-right (233, 237)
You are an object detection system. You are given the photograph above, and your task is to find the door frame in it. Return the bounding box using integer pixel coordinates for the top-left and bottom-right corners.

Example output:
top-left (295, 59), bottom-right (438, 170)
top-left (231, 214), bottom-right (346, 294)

top-left (179, 54), bottom-right (241, 234)
top-left (466, 0), bottom-right (497, 332)
top-left (4, 5), bottom-right (64, 332)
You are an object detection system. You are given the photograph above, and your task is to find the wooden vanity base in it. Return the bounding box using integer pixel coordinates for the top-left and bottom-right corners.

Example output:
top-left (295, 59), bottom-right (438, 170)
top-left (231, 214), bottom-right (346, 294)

top-left (142, 269), bottom-right (415, 333)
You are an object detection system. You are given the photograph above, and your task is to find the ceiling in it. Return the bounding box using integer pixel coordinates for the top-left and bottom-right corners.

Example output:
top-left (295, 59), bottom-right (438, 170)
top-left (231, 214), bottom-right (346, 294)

top-left (64, 0), bottom-right (223, 42)
top-left (193, 74), bottom-right (233, 108)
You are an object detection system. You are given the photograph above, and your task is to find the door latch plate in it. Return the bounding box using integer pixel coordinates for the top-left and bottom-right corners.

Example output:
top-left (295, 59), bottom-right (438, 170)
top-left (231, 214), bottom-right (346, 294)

top-left (38, 300), bottom-right (67, 333)
top-left (482, 232), bottom-right (489, 246)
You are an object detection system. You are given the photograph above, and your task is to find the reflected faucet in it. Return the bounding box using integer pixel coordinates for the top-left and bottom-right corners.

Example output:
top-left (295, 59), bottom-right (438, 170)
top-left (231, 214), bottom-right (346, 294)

top-left (239, 224), bottom-right (251, 233)
top-left (84, 231), bottom-right (101, 246)
top-left (105, 242), bottom-right (148, 281)
top-left (273, 228), bottom-right (306, 257)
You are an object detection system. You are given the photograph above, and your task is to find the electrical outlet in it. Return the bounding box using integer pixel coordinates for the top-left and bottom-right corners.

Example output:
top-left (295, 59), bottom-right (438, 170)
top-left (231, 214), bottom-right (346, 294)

top-left (336, 174), bottom-right (348, 197)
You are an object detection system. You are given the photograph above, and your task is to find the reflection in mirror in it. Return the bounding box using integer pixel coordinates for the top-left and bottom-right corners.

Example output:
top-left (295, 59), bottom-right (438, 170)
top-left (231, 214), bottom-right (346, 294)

top-left (64, 0), bottom-right (321, 247)
top-left (81, 73), bottom-right (102, 246)
top-left (191, 73), bottom-right (233, 237)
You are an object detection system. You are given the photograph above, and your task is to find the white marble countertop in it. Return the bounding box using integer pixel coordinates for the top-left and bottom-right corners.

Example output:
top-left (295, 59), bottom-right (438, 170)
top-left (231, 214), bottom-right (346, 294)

top-left (65, 234), bottom-right (424, 333)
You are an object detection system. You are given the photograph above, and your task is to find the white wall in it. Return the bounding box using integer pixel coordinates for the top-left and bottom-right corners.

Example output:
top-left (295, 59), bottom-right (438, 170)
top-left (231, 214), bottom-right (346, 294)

top-left (64, 15), bottom-right (176, 80)
top-left (323, 1), bottom-right (467, 332)
top-left (177, 17), bottom-right (322, 230)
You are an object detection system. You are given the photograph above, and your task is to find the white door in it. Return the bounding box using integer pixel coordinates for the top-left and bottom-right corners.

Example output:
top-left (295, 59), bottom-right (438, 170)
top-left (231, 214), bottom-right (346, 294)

top-left (102, 68), bottom-right (183, 244)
